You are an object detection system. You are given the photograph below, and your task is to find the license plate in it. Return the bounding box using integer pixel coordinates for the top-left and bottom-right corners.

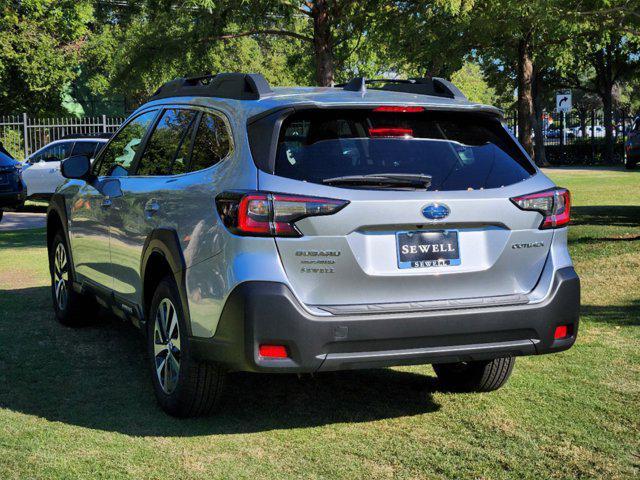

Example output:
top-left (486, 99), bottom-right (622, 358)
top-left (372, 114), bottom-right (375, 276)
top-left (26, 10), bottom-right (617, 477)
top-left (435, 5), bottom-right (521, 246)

top-left (396, 230), bottom-right (460, 269)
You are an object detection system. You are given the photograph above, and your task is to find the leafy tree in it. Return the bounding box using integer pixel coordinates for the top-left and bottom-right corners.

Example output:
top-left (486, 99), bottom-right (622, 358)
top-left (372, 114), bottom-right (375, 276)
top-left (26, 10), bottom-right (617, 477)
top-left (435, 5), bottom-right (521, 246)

top-left (450, 61), bottom-right (496, 104)
top-left (469, 0), bottom-right (579, 164)
top-left (0, 0), bottom-right (94, 114)
top-left (370, 1), bottom-right (474, 79)
top-left (558, 1), bottom-right (640, 163)
top-left (94, 1), bottom-right (473, 89)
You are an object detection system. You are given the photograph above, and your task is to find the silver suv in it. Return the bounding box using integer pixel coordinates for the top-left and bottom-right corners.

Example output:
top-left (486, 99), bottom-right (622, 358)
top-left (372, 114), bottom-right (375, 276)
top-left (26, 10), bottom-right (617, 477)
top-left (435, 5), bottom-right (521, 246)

top-left (47, 73), bottom-right (580, 417)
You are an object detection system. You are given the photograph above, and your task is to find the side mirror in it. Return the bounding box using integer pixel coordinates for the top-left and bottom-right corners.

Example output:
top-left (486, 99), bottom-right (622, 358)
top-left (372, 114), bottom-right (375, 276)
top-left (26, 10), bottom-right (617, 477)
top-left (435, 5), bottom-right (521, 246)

top-left (61, 155), bottom-right (92, 181)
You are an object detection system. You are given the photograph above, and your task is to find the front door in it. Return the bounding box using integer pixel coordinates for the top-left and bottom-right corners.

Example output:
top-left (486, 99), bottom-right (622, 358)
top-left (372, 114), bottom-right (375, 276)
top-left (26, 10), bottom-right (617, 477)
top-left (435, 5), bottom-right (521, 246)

top-left (109, 108), bottom-right (199, 306)
top-left (67, 179), bottom-right (114, 288)
top-left (69, 110), bottom-right (158, 291)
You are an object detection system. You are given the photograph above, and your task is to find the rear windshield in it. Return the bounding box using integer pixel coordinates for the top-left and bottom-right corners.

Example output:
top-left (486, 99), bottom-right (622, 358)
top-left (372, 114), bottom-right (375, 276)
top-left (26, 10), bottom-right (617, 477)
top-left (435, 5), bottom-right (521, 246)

top-left (274, 109), bottom-right (535, 191)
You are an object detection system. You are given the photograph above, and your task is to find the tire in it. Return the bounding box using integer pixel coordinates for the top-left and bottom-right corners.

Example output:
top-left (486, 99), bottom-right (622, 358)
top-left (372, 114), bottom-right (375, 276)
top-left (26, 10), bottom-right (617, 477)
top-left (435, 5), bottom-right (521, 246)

top-left (49, 231), bottom-right (92, 326)
top-left (147, 276), bottom-right (225, 417)
top-left (433, 357), bottom-right (515, 392)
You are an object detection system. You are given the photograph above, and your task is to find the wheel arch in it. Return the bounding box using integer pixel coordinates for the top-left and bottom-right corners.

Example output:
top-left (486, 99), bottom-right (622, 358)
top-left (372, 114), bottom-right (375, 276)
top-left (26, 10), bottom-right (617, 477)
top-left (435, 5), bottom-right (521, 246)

top-left (140, 228), bottom-right (192, 335)
top-left (47, 194), bottom-right (76, 279)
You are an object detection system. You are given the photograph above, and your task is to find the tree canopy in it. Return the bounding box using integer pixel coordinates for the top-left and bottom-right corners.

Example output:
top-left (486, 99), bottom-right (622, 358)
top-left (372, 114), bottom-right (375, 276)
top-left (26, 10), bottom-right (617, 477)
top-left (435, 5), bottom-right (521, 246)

top-left (0, 0), bottom-right (638, 165)
top-left (0, 0), bottom-right (94, 114)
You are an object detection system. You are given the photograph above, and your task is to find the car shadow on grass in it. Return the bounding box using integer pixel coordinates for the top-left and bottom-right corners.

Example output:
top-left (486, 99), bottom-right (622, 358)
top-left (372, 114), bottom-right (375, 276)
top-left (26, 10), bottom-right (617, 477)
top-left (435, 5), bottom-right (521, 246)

top-left (0, 286), bottom-right (441, 437)
top-left (0, 228), bottom-right (46, 249)
top-left (571, 206), bottom-right (640, 227)
top-left (581, 301), bottom-right (640, 327)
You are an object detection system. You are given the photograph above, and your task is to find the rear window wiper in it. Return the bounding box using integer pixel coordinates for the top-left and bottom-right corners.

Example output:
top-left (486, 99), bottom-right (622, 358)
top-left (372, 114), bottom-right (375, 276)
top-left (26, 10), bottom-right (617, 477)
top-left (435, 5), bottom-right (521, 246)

top-left (323, 173), bottom-right (432, 190)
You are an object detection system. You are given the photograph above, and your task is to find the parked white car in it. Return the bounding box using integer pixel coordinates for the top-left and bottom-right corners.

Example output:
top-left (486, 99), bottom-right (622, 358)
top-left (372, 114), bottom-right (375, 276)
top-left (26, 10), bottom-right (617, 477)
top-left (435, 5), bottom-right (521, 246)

top-left (576, 125), bottom-right (606, 138)
top-left (21, 135), bottom-right (109, 198)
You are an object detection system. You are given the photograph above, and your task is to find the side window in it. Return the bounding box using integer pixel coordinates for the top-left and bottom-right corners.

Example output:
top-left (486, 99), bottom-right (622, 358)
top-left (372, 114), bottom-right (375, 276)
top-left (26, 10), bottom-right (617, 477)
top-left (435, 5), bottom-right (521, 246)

top-left (32, 142), bottom-right (72, 163)
top-left (94, 111), bottom-right (157, 177)
top-left (135, 109), bottom-right (198, 176)
top-left (71, 141), bottom-right (98, 158)
top-left (189, 112), bottom-right (232, 172)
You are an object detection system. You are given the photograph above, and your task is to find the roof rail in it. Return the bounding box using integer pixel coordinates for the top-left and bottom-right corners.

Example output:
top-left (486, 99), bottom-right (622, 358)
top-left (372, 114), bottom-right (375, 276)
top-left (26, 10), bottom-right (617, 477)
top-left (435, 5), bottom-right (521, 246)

top-left (339, 77), bottom-right (467, 101)
top-left (150, 73), bottom-right (273, 101)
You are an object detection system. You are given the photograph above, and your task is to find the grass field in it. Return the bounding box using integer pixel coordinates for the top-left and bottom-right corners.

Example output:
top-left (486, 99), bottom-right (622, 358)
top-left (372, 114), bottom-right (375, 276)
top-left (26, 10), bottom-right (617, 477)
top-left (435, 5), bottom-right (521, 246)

top-left (0, 167), bottom-right (638, 479)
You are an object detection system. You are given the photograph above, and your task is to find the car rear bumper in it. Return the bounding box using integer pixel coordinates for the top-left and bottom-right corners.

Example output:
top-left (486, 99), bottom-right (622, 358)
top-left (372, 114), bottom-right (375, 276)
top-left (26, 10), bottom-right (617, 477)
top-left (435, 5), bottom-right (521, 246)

top-left (191, 267), bottom-right (580, 373)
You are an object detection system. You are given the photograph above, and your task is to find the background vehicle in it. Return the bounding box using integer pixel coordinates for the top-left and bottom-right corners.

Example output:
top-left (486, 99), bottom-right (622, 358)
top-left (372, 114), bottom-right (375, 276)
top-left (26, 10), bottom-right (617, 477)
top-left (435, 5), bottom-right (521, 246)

top-left (575, 125), bottom-right (606, 138)
top-left (47, 73), bottom-right (580, 417)
top-left (626, 116), bottom-right (640, 169)
top-left (0, 144), bottom-right (26, 222)
top-left (21, 134), bottom-right (109, 199)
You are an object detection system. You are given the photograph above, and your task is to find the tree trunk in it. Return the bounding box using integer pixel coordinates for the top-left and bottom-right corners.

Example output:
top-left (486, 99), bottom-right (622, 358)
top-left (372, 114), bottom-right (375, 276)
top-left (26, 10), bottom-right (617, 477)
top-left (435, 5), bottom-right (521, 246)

top-left (532, 65), bottom-right (548, 167)
top-left (578, 111), bottom-right (587, 137)
top-left (312, 0), bottom-right (334, 86)
top-left (592, 46), bottom-right (615, 164)
top-left (602, 85), bottom-right (615, 164)
top-left (517, 39), bottom-right (534, 157)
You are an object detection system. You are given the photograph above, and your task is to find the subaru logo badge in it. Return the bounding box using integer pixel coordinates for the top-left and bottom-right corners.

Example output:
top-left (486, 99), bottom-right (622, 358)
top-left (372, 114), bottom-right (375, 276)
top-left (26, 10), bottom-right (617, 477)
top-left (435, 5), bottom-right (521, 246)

top-left (422, 203), bottom-right (450, 220)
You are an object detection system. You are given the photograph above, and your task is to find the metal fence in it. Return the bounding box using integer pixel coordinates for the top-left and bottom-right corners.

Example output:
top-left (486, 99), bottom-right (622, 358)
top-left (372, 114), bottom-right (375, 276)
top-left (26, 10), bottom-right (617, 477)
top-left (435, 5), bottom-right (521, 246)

top-left (0, 114), bottom-right (125, 160)
top-left (504, 110), bottom-right (634, 147)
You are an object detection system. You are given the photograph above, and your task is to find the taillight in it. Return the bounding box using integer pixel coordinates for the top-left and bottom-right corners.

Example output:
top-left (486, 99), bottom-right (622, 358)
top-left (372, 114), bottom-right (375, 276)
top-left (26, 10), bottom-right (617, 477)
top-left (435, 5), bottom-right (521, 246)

top-left (216, 191), bottom-right (349, 237)
top-left (373, 106), bottom-right (425, 113)
top-left (369, 127), bottom-right (414, 138)
top-left (510, 188), bottom-right (571, 229)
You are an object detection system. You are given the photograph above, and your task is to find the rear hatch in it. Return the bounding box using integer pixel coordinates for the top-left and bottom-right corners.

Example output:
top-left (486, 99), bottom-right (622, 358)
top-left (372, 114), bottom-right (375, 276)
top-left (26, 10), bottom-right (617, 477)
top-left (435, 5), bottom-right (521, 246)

top-left (255, 107), bottom-right (555, 308)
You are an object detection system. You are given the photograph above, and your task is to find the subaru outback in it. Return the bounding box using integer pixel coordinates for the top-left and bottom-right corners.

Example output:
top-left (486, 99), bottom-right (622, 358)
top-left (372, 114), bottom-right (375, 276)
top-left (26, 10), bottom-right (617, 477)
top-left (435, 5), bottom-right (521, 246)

top-left (47, 73), bottom-right (580, 417)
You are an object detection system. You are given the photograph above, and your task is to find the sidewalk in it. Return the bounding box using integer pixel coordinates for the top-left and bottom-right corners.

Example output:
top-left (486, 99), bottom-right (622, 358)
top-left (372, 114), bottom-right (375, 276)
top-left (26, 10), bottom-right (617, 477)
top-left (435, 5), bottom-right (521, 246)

top-left (0, 211), bottom-right (46, 231)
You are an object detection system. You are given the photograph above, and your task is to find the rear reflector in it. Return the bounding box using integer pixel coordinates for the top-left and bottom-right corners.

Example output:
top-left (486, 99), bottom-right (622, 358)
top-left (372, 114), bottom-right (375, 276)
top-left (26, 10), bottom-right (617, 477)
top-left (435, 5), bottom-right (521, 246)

top-left (259, 345), bottom-right (288, 358)
top-left (554, 325), bottom-right (569, 339)
top-left (510, 188), bottom-right (571, 229)
top-left (373, 106), bottom-right (425, 113)
top-left (369, 127), bottom-right (414, 138)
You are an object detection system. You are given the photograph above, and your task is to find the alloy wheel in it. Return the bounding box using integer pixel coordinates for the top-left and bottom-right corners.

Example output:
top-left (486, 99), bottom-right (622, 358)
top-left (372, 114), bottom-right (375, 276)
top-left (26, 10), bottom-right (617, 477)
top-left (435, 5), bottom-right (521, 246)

top-left (53, 242), bottom-right (69, 311)
top-left (153, 298), bottom-right (181, 394)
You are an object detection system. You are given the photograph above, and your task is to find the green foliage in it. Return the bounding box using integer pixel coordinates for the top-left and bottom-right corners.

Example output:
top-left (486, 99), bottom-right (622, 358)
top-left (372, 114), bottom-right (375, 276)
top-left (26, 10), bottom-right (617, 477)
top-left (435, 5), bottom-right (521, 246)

top-left (0, 0), bottom-right (637, 120)
top-left (371, 1), bottom-right (473, 78)
top-left (98, 2), bottom-right (313, 102)
top-left (0, 128), bottom-right (23, 160)
top-left (450, 62), bottom-right (496, 104)
top-left (0, 0), bottom-right (94, 115)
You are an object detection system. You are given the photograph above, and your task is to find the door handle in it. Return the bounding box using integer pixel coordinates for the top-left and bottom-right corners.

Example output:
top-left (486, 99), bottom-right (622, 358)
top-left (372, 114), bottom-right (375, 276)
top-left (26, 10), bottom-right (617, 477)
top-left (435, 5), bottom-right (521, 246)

top-left (101, 198), bottom-right (112, 209)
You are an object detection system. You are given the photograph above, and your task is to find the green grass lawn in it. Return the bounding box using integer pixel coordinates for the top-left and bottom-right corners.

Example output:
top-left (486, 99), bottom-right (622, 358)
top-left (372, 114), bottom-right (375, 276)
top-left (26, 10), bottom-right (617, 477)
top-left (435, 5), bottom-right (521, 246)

top-left (0, 167), bottom-right (638, 479)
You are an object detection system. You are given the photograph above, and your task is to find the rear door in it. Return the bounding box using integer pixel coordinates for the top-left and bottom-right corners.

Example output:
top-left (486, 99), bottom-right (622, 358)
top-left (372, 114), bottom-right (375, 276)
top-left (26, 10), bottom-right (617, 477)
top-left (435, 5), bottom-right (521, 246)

top-left (258, 107), bottom-right (554, 307)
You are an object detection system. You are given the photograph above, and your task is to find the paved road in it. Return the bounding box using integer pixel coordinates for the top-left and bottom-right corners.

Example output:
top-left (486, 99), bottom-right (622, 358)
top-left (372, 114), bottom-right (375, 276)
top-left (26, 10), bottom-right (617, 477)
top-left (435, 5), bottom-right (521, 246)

top-left (0, 211), bottom-right (46, 231)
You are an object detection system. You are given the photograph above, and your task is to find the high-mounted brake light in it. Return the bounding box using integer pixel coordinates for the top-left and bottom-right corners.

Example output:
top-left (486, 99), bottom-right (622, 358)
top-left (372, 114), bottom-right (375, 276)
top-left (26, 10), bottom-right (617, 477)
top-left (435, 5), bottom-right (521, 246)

top-left (510, 188), bottom-right (571, 229)
top-left (373, 106), bottom-right (425, 113)
top-left (216, 191), bottom-right (349, 237)
top-left (369, 127), bottom-right (414, 138)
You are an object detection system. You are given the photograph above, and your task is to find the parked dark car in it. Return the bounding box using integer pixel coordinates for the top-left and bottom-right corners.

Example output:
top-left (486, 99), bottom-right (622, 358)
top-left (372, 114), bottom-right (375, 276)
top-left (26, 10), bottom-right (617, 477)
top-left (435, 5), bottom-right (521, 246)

top-left (625, 116), bottom-right (640, 169)
top-left (0, 144), bottom-right (26, 222)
